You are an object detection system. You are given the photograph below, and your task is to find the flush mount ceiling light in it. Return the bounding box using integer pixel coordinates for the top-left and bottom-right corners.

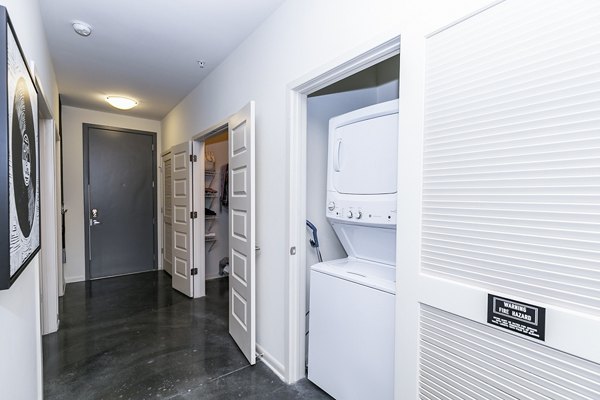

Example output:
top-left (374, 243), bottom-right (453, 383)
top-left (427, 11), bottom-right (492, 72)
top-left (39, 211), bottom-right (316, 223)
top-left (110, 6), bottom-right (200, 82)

top-left (72, 20), bottom-right (92, 37)
top-left (106, 96), bottom-right (138, 110)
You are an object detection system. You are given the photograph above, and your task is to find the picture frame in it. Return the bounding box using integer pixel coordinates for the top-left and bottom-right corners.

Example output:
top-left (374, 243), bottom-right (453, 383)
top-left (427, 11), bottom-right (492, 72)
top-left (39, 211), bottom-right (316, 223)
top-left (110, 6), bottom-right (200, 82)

top-left (0, 7), bottom-right (40, 290)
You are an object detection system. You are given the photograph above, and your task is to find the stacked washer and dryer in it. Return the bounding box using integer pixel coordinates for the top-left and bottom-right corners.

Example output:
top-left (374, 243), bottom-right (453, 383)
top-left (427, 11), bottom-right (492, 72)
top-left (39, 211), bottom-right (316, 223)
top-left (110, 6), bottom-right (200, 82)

top-left (308, 99), bottom-right (399, 400)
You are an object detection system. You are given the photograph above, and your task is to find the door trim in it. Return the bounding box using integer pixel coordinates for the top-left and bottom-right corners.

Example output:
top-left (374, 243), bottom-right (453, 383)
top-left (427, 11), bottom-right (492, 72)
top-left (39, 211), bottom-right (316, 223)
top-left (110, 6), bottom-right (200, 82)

top-left (82, 124), bottom-right (158, 281)
top-left (284, 34), bottom-right (401, 383)
top-left (160, 149), bottom-right (172, 275)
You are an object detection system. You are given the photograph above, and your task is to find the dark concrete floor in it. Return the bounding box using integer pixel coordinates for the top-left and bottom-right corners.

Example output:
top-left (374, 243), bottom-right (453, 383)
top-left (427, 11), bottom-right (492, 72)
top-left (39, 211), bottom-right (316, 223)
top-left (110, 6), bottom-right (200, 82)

top-left (43, 271), bottom-right (330, 399)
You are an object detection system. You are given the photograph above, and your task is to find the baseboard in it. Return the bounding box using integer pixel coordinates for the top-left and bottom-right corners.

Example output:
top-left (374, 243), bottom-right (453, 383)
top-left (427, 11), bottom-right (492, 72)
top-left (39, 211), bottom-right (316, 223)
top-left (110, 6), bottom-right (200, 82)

top-left (65, 275), bottom-right (85, 283)
top-left (256, 343), bottom-right (286, 382)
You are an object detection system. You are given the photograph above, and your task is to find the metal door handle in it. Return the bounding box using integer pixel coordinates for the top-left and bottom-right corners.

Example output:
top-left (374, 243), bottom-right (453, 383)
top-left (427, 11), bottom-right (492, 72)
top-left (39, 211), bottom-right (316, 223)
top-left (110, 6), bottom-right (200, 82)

top-left (90, 219), bottom-right (101, 226)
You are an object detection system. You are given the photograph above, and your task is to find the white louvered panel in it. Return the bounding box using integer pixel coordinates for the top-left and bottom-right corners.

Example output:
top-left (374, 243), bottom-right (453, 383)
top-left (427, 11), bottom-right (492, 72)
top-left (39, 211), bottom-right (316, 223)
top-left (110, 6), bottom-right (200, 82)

top-left (419, 306), bottom-right (600, 400)
top-left (422, 0), bottom-right (600, 315)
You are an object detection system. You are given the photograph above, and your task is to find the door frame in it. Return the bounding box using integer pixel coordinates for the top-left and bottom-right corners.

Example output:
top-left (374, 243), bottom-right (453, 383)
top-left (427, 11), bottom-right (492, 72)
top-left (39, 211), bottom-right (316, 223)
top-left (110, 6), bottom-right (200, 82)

top-left (284, 34), bottom-right (401, 383)
top-left (191, 104), bottom-right (256, 364)
top-left (35, 74), bottom-right (60, 335)
top-left (191, 121), bottom-right (230, 298)
top-left (82, 124), bottom-right (158, 280)
top-left (160, 149), bottom-right (172, 275)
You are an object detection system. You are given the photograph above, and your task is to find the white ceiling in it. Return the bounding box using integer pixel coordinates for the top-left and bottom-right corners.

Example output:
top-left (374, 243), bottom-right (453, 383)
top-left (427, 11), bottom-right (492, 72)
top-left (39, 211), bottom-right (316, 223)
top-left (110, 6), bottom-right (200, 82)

top-left (39, 0), bottom-right (287, 120)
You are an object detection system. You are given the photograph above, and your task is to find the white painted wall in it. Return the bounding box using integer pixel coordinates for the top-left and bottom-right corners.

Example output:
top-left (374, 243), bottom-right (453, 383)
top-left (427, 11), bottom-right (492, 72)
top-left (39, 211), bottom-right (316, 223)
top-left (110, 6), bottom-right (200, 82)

top-left (0, 261), bottom-right (43, 399)
top-left (62, 106), bottom-right (161, 283)
top-left (205, 139), bottom-right (229, 279)
top-left (0, 0), bottom-right (58, 398)
top-left (161, 0), bottom-right (403, 376)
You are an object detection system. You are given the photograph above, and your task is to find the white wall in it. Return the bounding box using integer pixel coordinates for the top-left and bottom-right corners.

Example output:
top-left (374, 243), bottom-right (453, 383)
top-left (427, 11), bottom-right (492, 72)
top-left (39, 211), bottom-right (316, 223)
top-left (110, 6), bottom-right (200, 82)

top-left (0, 262), bottom-right (43, 400)
top-left (0, 0), bottom-right (58, 398)
top-left (205, 139), bottom-right (228, 279)
top-left (161, 0), bottom-right (403, 377)
top-left (62, 106), bottom-right (161, 283)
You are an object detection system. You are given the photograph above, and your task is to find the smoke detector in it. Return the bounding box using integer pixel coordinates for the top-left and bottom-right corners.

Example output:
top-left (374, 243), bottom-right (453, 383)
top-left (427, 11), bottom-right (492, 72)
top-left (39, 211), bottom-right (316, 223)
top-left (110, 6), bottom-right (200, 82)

top-left (72, 21), bottom-right (92, 37)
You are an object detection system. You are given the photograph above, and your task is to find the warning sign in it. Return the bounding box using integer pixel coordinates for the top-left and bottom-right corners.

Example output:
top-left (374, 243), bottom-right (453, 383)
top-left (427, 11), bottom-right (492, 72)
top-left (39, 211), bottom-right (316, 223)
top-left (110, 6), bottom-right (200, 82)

top-left (487, 294), bottom-right (546, 341)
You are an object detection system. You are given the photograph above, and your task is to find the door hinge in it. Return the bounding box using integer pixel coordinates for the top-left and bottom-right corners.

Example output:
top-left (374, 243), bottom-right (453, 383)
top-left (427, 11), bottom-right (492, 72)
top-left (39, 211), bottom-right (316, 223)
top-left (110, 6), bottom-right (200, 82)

top-left (161, 247), bottom-right (164, 254)
top-left (152, 144), bottom-right (155, 151)
top-left (190, 211), bottom-right (198, 219)
top-left (190, 154), bottom-right (197, 162)
top-left (191, 268), bottom-right (198, 275)
top-left (152, 181), bottom-right (155, 188)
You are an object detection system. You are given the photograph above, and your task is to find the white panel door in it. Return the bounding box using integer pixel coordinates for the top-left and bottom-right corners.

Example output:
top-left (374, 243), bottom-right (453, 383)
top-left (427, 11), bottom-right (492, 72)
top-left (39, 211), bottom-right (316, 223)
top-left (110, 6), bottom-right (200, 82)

top-left (171, 142), bottom-right (194, 297)
top-left (228, 102), bottom-right (256, 364)
top-left (396, 1), bottom-right (600, 398)
top-left (161, 151), bottom-right (173, 275)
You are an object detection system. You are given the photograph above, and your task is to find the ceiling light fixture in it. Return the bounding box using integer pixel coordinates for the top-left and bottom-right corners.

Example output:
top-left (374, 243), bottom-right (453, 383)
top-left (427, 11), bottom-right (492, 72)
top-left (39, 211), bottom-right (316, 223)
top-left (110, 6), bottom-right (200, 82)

top-left (72, 20), bottom-right (93, 37)
top-left (106, 96), bottom-right (138, 110)
top-left (197, 60), bottom-right (206, 68)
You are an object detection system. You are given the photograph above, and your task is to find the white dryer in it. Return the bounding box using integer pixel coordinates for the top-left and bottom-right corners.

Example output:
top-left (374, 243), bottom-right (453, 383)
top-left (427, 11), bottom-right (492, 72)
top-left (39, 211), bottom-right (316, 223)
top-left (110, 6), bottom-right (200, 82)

top-left (308, 99), bottom-right (399, 400)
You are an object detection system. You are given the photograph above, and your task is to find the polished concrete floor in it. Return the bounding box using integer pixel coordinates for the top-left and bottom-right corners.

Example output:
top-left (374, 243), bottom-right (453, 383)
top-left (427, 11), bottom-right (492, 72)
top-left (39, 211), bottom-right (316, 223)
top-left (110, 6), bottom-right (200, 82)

top-left (43, 271), bottom-right (330, 399)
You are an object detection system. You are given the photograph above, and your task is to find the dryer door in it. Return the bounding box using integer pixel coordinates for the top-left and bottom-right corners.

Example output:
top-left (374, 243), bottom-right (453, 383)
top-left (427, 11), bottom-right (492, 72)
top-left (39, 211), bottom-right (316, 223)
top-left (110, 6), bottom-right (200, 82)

top-left (331, 111), bottom-right (398, 195)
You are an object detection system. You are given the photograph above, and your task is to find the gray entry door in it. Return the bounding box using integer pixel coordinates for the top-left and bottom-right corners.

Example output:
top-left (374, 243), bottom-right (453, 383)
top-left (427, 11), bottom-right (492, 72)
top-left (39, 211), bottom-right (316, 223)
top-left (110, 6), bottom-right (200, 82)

top-left (84, 125), bottom-right (157, 279)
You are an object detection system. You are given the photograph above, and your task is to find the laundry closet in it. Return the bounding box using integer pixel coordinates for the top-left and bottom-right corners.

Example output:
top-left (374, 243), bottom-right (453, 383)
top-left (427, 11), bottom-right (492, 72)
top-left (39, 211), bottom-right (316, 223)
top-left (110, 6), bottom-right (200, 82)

top-left (304, 55), bottom-right (399, 400)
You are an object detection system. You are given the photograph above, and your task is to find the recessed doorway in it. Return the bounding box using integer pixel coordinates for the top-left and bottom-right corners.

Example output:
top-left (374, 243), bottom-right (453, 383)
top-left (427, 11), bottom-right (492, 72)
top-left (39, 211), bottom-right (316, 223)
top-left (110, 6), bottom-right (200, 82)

top-left (83, 124), bottom-right (157, 280)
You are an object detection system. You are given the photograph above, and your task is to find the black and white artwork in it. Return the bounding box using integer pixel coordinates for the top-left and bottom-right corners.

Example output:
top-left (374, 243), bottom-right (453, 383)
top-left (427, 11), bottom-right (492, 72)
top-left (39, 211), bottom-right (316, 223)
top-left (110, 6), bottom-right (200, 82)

top-left (7, 22), bottom-right (39, 280)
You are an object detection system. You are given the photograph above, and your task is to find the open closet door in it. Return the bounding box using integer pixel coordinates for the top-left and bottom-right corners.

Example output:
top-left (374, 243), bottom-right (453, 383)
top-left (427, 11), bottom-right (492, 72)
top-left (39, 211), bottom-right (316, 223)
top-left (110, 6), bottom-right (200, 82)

top-left (161, 150), bottom-right (173, 275)
top-left (228, 101), bottom-right (256, 364)
top-left (397, 1), bottom-right (600, 398)
top-left (171, 141), bottom-right (194, 297)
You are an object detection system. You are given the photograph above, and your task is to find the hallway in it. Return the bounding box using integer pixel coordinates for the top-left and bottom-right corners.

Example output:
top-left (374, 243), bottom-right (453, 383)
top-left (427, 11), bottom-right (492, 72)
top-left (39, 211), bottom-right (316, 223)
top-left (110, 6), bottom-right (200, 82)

top-left (43, 272), bottom-right (329, 399)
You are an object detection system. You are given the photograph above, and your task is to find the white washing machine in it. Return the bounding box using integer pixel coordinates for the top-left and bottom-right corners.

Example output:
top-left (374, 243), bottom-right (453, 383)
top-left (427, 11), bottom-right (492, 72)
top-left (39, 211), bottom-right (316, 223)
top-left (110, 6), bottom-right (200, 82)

top-left (308, 99), bottom-right (399, 400)
top-left (308, 258), bottom-right (395, 400)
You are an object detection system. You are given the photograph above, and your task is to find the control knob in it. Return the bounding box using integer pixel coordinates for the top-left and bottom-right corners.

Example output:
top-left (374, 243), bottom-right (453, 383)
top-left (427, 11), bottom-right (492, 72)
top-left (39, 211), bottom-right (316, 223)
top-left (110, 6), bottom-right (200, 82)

top-left (346, 210), bottom-right (353, 219)
top-left (355, 210), bottom-right (362, 220)
top-left (327, 201), bottom-right (336, 211)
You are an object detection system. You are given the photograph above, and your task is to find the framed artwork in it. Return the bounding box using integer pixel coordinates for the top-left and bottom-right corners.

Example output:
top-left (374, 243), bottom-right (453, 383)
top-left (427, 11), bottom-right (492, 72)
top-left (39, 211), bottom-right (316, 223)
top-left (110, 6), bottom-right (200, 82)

top-left (0, 7), bottom-right (40, 290)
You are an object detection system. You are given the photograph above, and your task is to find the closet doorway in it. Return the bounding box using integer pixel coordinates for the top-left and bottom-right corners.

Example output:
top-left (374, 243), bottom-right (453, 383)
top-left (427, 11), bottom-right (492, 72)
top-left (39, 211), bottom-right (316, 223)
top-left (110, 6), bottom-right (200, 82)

top-left (203, 131), bottom-right (230, 280)
top-left (285, 37), bottom-right (401, 383)
top-left (162, 102), bottom-right (257, 365)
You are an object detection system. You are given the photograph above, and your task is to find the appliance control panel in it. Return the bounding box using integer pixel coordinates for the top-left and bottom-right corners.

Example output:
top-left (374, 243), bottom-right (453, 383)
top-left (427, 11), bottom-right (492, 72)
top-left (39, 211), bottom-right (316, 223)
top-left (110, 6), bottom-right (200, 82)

top-left (326, 196), bottom-right (396, 225)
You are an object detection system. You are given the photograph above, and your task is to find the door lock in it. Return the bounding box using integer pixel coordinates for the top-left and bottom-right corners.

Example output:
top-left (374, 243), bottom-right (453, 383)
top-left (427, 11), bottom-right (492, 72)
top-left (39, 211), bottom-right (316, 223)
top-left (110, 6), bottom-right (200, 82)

top-left (90, 208), bottom-right (101, 226)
